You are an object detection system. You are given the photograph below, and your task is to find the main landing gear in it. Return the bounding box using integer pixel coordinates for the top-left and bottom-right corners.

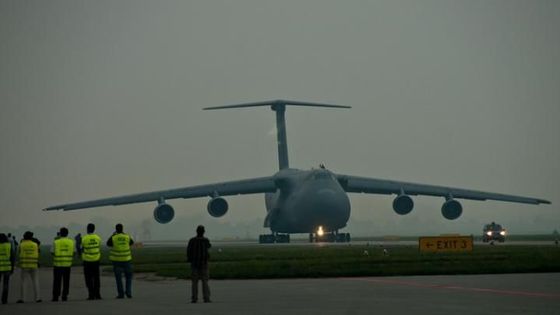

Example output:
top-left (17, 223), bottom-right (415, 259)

top-left (259, 233), bottom-right (290, 244)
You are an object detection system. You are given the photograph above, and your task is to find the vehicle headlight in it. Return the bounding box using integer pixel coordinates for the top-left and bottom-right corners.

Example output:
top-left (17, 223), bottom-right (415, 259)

top-left (500, 231), bottom-right (506, 236)
top-left (317, 226), bottom-right (324, 237)
top-left (486, 231), bottom-right (492, 236)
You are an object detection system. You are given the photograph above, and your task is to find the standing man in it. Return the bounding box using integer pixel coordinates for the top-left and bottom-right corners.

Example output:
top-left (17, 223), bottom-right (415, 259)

top-left (187, 225), bottom-right (211, 303)
top-left (107, 223), bottom-right (134, 299)
top-left (17, 231), bottom-right (41, 303)
top-left (74, 233), bottom-right (82, 253)
top-left (51, 227), bottom-right (74, 302)
top-left (7, 233), bottom-right (17, 255)
top-left (81, 223), bottom-right (102, 300)
top-left (0, 233), bottom-right (14, 304)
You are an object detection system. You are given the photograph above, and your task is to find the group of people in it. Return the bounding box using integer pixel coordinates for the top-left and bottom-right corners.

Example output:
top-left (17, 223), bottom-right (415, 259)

top-left (0, 223), bottom-right (212, 305)
top-left (0, 223), bottom-right (135, 304)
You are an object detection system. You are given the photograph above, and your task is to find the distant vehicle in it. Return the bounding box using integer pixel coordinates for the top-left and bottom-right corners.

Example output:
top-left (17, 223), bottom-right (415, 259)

top-left (483, 222), bottom-right (506, 243)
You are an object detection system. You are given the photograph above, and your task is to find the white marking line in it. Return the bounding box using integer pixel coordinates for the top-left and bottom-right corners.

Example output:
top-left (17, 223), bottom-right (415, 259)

top-left (345, 277), bottom-right (560, 299)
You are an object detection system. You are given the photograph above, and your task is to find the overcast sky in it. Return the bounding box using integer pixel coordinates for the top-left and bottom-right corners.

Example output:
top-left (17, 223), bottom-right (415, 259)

top-left (0, 0), bottom-right (558, 240)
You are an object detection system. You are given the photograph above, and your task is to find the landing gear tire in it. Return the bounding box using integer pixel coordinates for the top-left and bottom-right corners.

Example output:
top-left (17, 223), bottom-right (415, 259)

top-left (259, 233), bottom-right (290, 244)
top-left (336, 233), bottom-right (351, 243)
top-left (275, 234), bottom-right (290, 243)
top-left (259, 234), bottom-right (275, 244)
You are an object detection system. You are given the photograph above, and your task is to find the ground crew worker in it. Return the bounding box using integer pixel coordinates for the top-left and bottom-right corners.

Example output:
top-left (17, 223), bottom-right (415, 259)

top-left (51, 227), bottom-right (74, 302)
top-left (107, 223), bottom-right (134, 299)
top-left (187, 225), bottom-right (212, 303)
top-left (0, 233), bottom-right (15, 304)
top-left (16, 231), bottom-right (41, 303)
top-left (74, 233), bottom-right (82, 253)
top-left (7, 233), bottom-right (17, 255)
top-left (81, 223), bottom-right (102, 300)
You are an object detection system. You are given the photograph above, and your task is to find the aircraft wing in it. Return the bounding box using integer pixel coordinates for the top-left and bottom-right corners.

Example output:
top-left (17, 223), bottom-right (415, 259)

top-left (43, 176), bottom-right (277, 211)
top-left (336, 174), bottom-right (550, 205)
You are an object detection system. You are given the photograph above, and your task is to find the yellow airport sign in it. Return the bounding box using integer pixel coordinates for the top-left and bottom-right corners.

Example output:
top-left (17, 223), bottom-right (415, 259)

top-left (419, 236), bottom-right (473, 252)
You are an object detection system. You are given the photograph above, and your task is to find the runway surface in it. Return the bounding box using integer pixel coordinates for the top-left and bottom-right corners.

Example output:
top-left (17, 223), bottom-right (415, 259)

top-left (2, 268), bottom-right (559, 314)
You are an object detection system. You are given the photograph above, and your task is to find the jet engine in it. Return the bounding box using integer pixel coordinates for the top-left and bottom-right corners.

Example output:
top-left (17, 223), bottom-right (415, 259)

top-left (153, 202), bottom-right (175, 224)
top-left (441, 199), bottom-right (462, 220)
top-left (207, 197), bottom-right (228, 217)
top-left (393, 194), bottom-right (414, 215)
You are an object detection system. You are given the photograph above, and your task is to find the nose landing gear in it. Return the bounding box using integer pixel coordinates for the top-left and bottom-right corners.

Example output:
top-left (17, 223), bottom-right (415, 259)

top-left (309, 230), bottom-right (351, 243)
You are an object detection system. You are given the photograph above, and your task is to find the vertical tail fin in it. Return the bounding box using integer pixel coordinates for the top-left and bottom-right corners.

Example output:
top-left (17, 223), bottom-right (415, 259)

top-left (204, 100), bottom-right (351, 170)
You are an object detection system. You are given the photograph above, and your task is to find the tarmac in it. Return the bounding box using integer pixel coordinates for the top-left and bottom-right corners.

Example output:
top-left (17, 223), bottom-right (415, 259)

top-left (1, 268), bottom-right (559, 315)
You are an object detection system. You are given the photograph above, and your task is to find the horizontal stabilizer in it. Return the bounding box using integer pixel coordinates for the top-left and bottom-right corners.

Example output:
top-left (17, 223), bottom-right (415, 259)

top-left (204, 99), bottom-right (351, 110)
top-left (204, 99), bottom-right (350, 170)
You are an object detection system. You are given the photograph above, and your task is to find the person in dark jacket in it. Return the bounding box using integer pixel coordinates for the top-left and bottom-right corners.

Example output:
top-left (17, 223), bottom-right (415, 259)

top-left (186, 225), bottom-right (211, 303)
top-left (0, 233), bottom-right (15, 304)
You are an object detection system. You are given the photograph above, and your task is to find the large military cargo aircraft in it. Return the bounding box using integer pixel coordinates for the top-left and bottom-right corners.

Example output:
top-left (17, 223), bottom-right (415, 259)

top-left (44, 100), bottom-right (550, 243)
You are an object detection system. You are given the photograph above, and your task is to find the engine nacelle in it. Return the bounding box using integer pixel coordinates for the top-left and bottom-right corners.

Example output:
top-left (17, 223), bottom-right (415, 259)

top-left (153, 203), bottom-right (175, 224)
top-left (393, 194), bottom-right (414, 215)
top-left (441, 199), bottom-right (462, 220)
top-left (207, 197), bottom-right (228, 218)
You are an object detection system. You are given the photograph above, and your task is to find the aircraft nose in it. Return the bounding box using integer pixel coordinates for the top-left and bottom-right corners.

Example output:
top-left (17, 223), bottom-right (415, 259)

top-left (315, 189), bottom-right (338, 205)
top-left (309, 188), bottom-right (350, 221)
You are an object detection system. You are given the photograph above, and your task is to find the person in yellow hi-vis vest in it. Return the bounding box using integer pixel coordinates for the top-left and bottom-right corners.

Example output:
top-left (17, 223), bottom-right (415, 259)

top-left (80, 223), bottom-right (102, 300)
top-left (106, 223), bottom-right (134, 299)
top-left (51, 227), bottom-right (74, 302)
top-left (16, 231), bottom-right (41, 303)
top-left (0, 233), bottom-right (15, 304)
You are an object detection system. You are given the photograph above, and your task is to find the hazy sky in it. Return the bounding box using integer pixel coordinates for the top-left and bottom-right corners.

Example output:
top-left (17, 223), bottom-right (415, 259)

top-left (1, 0), bottom-right (558, 239)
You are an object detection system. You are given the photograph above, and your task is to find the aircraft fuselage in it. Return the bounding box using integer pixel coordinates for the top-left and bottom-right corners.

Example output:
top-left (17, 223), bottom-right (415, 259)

top-left (265, 168), bottom-right (351, 233)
